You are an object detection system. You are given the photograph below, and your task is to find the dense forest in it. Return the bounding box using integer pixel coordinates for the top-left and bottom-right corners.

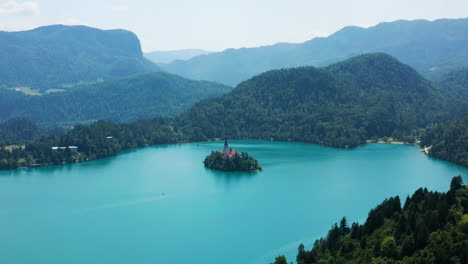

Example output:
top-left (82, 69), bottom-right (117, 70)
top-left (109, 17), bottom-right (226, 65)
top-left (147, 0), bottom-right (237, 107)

top-left (0, 25), bottom-right (158, 91)
top-left (1, 53), bottom-right (466, 170)
top-left (162, 18), bottom-right (468, 86)
top-left (272, 176), bottom-right (468, 264)
top-left (204, 151), bottom-right (262, 172)
top-left (0, 53), bottom-right (468, 169)
top-left (420, 113), bottom-right (468, 167)
top-left (0, 118), bottom-right (64, 146)
top-left (0, 118), bottom-right (181, 170)
top-left (0, 72), bottom-right (231, 124)
top-left (177, 53), bottom-right (466, 148)
top-left (0, 118), bottom-right (42, 146)
top-left (436, 67), bottom-right (468, 101)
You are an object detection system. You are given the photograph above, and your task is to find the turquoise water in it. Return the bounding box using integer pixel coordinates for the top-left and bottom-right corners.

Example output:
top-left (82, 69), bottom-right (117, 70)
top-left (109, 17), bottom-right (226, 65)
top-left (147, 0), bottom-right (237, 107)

top-left (0, 140), bottom-right (466, 264)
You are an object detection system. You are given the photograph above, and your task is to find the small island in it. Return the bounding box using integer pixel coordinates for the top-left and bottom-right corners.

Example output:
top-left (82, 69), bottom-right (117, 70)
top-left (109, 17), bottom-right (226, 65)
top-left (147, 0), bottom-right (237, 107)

top-left (204, 140), bottom-right (262, 172)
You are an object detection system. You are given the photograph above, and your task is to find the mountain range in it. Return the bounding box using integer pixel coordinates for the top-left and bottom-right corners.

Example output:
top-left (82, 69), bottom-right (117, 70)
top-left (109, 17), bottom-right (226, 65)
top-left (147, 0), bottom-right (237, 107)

top-left (0, 20), bottom-right (467, 152)
top-left (145, 49), bottom-right (212, 64)
top-left (0, 25), bottom-right (159, 91)
top-left (161, 18), bottom-right (468, 86)
top-left (1, 53), bottom-right (467, 169)
top-left (176, 53), bottom-right (467, 148)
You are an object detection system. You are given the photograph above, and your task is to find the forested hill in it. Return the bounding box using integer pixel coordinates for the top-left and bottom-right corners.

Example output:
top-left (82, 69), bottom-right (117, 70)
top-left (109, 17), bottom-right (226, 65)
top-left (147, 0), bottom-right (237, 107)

top-left (436, 67), bottom-right (468, 101)
top-left (0, 72), bottom-right (231, 125)
top-left (0, 25), bottom-right (159, 91)
top-left (421, 113), bottom-right (468, 167)
top-left (161, 18), bottom-right (468, 86)
top-left (176, 53), bottom-right (466, 148)
top-left (271, 176), bottom-right (468, 264)
top-left (1, 53), bottom-right (466, 170)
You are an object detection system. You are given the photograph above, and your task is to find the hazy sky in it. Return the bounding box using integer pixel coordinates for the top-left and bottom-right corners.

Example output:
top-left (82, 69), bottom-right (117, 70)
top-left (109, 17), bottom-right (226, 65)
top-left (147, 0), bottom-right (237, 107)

top-left (0, 0), bottom-right (467, 52)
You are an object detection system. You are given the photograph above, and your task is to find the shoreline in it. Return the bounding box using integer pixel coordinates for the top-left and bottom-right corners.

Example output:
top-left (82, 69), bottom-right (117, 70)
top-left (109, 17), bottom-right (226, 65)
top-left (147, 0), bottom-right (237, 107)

top-left (0, 139), bottom-right (446, 172)
top-left (366, 140), bottom-right (417, 146)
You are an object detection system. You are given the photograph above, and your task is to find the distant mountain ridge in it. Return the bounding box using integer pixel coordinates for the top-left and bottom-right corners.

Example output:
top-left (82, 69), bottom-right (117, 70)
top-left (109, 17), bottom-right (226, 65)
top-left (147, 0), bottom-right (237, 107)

top-left (176, 53), bottom-right (467, 148)
top-left (161, 18), bottom-right (468, 86)
top-left (145, 49), bottom-right (212, 64)
top-left (0, 72), bottom-right (231, 125)
top-left (0, 25), bottom-right (159, 91)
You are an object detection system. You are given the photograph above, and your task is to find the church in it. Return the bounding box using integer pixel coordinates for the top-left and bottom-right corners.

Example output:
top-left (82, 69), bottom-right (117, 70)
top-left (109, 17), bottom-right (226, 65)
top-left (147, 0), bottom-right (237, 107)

top-left (223, 139), bottom-right (238, 158)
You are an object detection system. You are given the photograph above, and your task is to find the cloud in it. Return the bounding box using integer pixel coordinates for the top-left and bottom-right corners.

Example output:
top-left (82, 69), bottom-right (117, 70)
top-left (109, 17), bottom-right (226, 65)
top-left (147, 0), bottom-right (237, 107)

top-left (111, 4), bottom-right (129, 12)
top-left (0, 1), bottom-right (39, 15)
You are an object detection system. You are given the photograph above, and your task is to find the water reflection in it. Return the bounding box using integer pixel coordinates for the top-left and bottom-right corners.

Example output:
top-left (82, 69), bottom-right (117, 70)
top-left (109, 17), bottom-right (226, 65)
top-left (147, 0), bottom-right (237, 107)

top-left (204, 167), bottom-right (257, 186)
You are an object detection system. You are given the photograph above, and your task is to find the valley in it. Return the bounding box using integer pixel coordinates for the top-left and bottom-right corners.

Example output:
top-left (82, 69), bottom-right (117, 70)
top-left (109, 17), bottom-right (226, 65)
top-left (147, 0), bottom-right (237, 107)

top-left (0, 11), bottom-right (467, 264)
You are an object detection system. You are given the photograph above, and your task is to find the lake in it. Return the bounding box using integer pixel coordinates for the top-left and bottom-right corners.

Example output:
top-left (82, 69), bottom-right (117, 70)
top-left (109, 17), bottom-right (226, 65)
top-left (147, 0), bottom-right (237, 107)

top-left (0, 140), bottom-right (466, 264)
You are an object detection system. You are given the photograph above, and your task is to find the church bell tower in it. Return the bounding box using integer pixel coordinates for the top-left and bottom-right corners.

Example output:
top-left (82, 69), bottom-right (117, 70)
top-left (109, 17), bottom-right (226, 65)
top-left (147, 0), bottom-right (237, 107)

top-left (224, 139), bottom-right (229, 157)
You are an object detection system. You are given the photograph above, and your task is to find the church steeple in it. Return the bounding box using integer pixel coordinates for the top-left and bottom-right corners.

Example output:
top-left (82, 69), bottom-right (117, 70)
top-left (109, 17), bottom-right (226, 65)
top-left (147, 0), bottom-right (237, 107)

top-left (224, 139), bottom-right (229, 157)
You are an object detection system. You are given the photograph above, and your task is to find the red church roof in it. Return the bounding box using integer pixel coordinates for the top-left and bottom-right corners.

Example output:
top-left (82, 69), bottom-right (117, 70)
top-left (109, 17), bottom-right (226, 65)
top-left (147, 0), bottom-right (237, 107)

top-left (227, 149), bottom-right (238, 157)
top-left (222, 140), bottom-right (238, 158)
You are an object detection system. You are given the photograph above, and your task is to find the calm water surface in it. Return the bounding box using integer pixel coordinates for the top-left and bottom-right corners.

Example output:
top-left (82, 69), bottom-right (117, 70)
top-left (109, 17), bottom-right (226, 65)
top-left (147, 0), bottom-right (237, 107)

top-left (0, 140), bottom-right (466, 264)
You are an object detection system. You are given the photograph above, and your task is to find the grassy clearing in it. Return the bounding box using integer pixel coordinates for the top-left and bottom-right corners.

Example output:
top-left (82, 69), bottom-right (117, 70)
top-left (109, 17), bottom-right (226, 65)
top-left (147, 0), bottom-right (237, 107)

top-left (8, 87), bottom-right (65, 95)
top-left (3, 145), bottom-right (25, 150)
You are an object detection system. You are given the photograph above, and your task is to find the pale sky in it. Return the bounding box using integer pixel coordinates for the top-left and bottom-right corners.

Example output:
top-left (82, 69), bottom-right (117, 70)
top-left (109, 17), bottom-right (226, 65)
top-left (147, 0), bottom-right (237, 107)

top-left (0, 0), bottom-right (467, 52)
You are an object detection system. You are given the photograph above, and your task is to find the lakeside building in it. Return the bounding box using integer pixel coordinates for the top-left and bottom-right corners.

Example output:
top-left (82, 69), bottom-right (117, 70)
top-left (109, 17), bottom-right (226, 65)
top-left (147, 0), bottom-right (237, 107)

top-left (51, 146), bottom-right (78, 154)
